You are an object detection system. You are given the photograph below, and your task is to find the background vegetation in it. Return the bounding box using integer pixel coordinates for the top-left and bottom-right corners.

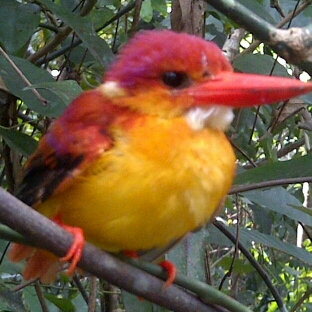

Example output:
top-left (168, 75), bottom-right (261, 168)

top-left (0, 0), bottom-right (311, 311)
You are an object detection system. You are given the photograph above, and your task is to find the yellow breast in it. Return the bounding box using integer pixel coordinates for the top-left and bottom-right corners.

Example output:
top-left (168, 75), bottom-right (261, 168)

top-left (37, 116), bottom-right (236, 251)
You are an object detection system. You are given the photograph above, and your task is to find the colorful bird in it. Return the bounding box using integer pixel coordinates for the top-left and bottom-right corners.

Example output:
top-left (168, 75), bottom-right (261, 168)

top-left (8, 30), bottom-right (312, 284)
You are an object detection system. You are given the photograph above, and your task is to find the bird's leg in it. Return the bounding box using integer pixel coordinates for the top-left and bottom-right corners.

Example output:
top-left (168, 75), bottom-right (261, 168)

top-left (52, 214), bottom-right (85, 275)
top-left (159, 260), bottom-right (177, 288)
top-left (124, 250), bottom-right (177, 288)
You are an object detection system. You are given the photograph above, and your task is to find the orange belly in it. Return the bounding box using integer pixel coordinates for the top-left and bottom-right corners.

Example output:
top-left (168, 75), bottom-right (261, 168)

top-left (36, 116), bottom-right (236, 251)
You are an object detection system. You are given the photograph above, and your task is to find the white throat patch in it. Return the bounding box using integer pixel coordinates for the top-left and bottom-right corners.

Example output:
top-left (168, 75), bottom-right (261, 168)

top-left (185, 106), bottom-right (234, 131)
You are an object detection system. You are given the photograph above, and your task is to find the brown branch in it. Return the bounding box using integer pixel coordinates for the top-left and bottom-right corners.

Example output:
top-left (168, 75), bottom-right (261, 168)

top-left (222, 29), bottom-right (246, 62)
top-left (34, 281), bottom-right (49, 312)
top-left (171, 0), bottom-right (207, 35)
top-left (28, 0), bottom-right (97, 64)
top-left (207, 0), bottom-right (312, 74)
top-left (36, 1), bottom-right (136, 66)
top-left (0, 187), bottom-right (218, 312)
top-left (129, 0), bottom-right (143, 34)
top-left (88, 276), bottom-right (98, 312)
top-left (28, 26), bottom-right (73, 64)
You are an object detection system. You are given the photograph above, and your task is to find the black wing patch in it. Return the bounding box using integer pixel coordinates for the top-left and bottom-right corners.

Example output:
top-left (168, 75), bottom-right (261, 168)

top-left (15, 153), bottom-right (84, 207)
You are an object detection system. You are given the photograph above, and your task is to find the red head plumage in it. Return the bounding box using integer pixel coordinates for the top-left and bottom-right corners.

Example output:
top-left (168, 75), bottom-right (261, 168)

top-left (105, 30), bottom-right (232, 89)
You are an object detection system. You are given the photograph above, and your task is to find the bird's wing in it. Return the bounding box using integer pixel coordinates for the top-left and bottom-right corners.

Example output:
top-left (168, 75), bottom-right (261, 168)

top-left (15, 90), bottom-right (116, 207)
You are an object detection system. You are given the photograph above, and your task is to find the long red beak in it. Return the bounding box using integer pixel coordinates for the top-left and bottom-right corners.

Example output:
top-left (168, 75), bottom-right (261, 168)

top-left (191, 72), bottom-right (312, 108)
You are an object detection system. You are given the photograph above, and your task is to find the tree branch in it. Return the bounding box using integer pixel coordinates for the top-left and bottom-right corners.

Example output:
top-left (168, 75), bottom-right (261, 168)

top-left (0, 187), bottom-right (224, 312)
top-left (36, 1), bottom-right (136, 66)
top-left (207, 0), bottom-right (312, 75)
top-left (29, 0), bottom-right (98, 63)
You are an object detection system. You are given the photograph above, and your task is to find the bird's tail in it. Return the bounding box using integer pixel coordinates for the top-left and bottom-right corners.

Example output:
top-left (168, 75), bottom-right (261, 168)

top-left (8, 244), bottom-right (63, 284)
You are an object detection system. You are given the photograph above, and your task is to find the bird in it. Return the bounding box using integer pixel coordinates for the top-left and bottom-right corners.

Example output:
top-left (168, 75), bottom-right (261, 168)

top-left (8, 30), bottom-right (312, 285)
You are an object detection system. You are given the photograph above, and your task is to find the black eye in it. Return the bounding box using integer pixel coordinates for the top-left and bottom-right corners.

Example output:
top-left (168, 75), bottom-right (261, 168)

top-left (161, 71), bottom-right (190, 89)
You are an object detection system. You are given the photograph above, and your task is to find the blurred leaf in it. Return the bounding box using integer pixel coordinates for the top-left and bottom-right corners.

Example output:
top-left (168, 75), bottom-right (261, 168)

top-left (234, 153), bottom-right (312, 186)
top-left (152, 0), bottom-right (168, 16)
top-left (0, 2), bottom-right (40, 55)
top-left (239, 228), bottom-right (312, 265)
top-left (97, 0), bottom-right (121, 6)
top-left (141, 0), bottom-right (153, 22)
top-left (70, 292), bottom-right (88, 311)
top-left (23, 285), bottom-right (61, 312)
top-left (237, 0), bottom-right (275, 24)
top-left (0, 55), bottom-right (67, 117)
top-left (245, 187), bottom-right (312, 226)
top-left (0, 283), bottom-right (26, 312)
top-left (251, 204), bottom-right (272, 234)
top-left (0, 127), bottom-right (38, 157)
top-left (39, 0), bottom-right (113, 67)
top-left (91, 8), bottom-right (115, 29)
top-left (44, 293), bottom-right (75, 312)
top-left (60, 0), bottom-right (80, 11)
top-left (234, 54), bottom-right (289, 76)
top-left (0, 237), bottom-right (24, 275)
top-left (218, 257), bottom-right (255, 274)
top-left (122, 291), bottom-right (168, 312)
top-left (26, 80), bottom-right (83, 107)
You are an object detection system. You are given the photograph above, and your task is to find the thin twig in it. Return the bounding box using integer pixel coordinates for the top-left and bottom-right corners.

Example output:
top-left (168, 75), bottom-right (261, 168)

top-left (213, 220), bottom-right (286, 311)
top-left (28, 0), bottom-right (97, 64)
top-left (0, 47), bottom-right (47, 106)
top-left (88, 276), bottom-right (98, 312)
top-left (230, 177), bottom-right (312, 194)
top-left (218, 195), bottom-right (240, 290)
top-left (36, 1), bottom-right (136, 66)
top-left (73, 274), bottom-right (89, 304)
top-left (290, 286), bottom-right (312, 312)
top-left (298, 221), bottom-right (312, 241)
top-left (34, 281), bottom-right (49, 312)
top-left (129, 0), bottom-right (143, 34)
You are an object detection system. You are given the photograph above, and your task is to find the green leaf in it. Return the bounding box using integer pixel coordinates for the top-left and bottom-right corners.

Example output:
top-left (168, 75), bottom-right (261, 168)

top-left (0, 55), bottom-right (67, 117)
top-left (213, 224), bottom-right (312, 265)
top-left (245, 187), bottom-right (312, 227)
top-left (122, 291), bottom-right (166, 312)
top-left (0, 282), bottom-right (27, 312)
top-left (141, 0), bottom-right (153, 22)
top-left (91, 8), bottom-right (115, 29)
top-left (44, 293), bottom-right (75, 312)
top-left (25, 80), bottom-right (83, 107)
top-left (0, 127), bottom-right (38, 157)
top-left (38, 0), bottom-right (113, 67)
top-left (151, 0), bottom-right (168, 16)
top-left (234, 153), bottom-right (312, 186)
top-left (0, 2), bottom-right (40, 55)
top-left (218, 257), bottom-right (255, 274)
top-left (234, 54), bottom-right (289, 76)
top-left (239, 228), bottom-right (312, 265)
top-left (23, 286), bottom-right (48, 312)
top-left (236, 0), bottom-right (275, 24)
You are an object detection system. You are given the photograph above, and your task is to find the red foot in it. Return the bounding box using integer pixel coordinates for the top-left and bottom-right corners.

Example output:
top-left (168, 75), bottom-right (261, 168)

top-left (124, 251), bottom-right (177, 288)
top-left (159, 260), bottom-right (177, 288)
top-left (124, 250), bottom-right (139, 258)
top-left (52, 215), bottom-right (85, 275)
